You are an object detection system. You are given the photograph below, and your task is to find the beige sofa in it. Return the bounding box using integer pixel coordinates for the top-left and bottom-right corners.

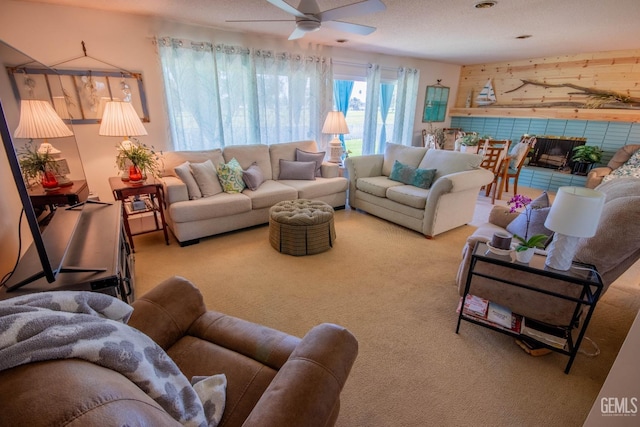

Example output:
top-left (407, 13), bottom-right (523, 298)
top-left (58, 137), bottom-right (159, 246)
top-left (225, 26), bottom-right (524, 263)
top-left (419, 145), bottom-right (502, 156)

top-left (160, 140), bottom-right (348, 245)
top-left (586, 144), bottom-right (640, 188)
top-left (345, 144), bottom-right (494, 238)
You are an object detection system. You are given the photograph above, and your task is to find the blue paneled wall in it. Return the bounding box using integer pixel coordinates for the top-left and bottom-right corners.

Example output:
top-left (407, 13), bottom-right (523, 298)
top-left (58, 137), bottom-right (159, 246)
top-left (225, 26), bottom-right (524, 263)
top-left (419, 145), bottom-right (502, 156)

top-left (450, 116), bottom-right (640, 192)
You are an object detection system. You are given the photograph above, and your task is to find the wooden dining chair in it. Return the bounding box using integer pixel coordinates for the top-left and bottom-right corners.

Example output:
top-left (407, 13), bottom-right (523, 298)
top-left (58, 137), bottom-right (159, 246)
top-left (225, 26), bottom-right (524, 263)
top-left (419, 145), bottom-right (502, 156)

top-left (479, 140), bottom-right (511, 203)
top-left (500, 135), bottom-right (536, 197)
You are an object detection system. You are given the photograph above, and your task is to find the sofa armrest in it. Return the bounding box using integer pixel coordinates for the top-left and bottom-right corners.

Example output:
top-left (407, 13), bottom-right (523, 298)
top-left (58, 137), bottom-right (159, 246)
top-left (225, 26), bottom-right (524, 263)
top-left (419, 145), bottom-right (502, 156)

top-left (345, 155), bottom-right (384, 206)
top-left (586, 166), bottom-right (612, 189)
top-left (129, 276), bottom-right (208, 350)
top-left (345, 155), bottom-right (384, 179)
top-left (160, 176), bottom-right (189, 204)
top-left (243, 323), bottom-right (358, 427)
top-left (428, 168), bottom-right (493, 203)
top-left (321, 162), bottom-right (339, 178)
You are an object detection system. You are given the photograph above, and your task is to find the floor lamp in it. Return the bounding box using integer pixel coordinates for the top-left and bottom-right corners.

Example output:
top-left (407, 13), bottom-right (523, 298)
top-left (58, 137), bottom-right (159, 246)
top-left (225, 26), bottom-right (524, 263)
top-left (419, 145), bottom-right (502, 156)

top-left (544, 186), bottom-right (605, 271)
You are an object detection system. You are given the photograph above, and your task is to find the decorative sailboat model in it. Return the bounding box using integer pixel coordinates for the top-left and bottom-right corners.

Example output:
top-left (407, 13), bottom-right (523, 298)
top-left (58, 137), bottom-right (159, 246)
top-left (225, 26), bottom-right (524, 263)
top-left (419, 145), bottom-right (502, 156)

top-left (476, 79), bottom-right (496, 106)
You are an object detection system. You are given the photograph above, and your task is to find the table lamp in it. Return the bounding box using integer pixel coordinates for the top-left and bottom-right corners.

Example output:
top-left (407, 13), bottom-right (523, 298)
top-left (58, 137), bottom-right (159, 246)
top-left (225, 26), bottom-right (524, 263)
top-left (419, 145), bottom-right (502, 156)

top-left (14, 99), bottom-right (74, 188)
top-left (322, 111), bottom-right (349, 163)
top-left (543, 186), bottom-right (605, 270)
top-left (99, 100), bottom-right (148, 179)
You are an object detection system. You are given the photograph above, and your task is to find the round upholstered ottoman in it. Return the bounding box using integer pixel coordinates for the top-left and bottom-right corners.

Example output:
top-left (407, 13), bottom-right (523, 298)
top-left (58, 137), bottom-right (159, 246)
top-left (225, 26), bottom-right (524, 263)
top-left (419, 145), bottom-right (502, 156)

top-left (269, 199), bottom-right (336, 256)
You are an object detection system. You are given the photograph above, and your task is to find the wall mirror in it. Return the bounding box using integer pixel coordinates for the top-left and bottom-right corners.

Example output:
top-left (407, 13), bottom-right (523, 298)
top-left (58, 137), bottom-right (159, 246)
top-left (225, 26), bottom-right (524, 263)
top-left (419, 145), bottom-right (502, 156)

top-left (422, 83), bottom-right (449, 122)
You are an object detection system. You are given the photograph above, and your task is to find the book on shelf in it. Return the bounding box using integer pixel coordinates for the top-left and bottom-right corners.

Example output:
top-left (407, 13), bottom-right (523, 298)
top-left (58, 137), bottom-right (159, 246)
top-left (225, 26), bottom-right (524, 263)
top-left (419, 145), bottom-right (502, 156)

top-left (521, 318), bottom-right (568, 349)
top-left (463, 294), bottom-right (489, 317)
top-left (457, 295), bottom-right (522, 334)
top-left (515, 337), bottom-right (553, 357)
top-left (487, 302), bottom-right (512, 329)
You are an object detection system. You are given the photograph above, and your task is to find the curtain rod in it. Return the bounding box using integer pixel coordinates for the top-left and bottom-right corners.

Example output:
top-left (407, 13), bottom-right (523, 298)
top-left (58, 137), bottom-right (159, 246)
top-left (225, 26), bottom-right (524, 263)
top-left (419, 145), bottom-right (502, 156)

top-left (332, 59), bottom-right (398, 72)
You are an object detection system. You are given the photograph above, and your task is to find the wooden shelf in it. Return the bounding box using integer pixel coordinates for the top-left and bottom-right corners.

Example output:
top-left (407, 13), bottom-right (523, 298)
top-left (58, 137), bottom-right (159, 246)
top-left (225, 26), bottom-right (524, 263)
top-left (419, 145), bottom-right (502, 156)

top-left (450, 107), bottom-right (640, 123)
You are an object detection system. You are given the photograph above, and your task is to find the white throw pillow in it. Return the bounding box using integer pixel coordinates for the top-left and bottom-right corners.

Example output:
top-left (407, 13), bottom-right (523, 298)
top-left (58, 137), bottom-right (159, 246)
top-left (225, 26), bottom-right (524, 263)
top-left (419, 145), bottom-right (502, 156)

top-left (190, 160), bottom-right (224, 198)
top-left (174, 161), bottom-right (202, 200)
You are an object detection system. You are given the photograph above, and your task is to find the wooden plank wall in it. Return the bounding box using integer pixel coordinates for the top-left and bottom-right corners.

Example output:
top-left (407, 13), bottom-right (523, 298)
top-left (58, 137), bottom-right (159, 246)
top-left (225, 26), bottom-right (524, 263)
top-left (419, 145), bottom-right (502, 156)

top-left (452, 49), bottom-right (640, 122)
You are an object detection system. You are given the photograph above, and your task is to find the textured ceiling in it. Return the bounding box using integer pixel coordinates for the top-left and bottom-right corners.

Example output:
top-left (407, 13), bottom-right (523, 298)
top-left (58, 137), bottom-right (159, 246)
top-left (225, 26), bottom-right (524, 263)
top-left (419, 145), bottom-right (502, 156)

top-left (15, 0), bottom-right (640, 65)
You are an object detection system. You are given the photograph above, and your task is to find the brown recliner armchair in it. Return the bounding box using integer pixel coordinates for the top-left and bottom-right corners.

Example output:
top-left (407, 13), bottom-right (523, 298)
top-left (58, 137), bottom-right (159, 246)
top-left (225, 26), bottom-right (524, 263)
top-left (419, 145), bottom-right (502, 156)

top-left (586, 144), bottom-right (640, 188)
top-left (0, 276), bottom-right (358, 426)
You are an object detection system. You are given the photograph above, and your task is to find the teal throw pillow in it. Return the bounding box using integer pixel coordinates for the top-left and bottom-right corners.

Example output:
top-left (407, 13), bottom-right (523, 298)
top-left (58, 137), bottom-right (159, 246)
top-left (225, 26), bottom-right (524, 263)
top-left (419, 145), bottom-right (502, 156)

top-left (216, 158), bottom-right (246, 193)
top-left (389, 160), bottom-right (437, 189)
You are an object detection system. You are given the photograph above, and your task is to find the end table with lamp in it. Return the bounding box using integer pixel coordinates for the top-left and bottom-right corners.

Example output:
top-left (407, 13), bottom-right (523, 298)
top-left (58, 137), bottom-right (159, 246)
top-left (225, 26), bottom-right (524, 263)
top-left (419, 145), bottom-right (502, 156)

top-left (109, 177), bottom-right (169, 252)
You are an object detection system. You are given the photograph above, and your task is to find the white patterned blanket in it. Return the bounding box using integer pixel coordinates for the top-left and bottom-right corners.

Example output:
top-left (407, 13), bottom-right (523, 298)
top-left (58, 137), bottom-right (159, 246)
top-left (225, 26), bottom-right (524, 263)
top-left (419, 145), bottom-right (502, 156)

top-left (0, 291), bottom-right (225, 427)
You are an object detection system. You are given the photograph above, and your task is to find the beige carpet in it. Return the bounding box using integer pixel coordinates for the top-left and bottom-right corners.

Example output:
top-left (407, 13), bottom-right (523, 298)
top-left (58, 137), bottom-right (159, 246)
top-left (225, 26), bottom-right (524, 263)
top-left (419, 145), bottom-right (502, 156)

top-left (132, 188), bottom-right (640, 427)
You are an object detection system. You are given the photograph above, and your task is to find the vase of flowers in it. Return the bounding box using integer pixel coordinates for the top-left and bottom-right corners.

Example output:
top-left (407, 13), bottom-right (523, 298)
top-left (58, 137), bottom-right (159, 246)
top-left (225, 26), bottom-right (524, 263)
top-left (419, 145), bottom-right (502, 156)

top-left (18, 142), bottom-right (60, 191)
top-left (507, 194), bottom-right (549, 263)
top-left (115, 140), bottom-right (162, 183)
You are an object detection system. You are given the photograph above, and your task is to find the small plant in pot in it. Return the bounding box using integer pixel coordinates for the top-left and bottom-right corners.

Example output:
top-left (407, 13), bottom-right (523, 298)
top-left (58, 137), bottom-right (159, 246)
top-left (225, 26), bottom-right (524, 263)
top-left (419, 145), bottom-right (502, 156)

top-left (571, 145), bottom-right (603, 175)
top-left (115, 139), bottom-right (162, 183)
top-left (507, 194), bottom-right (550, 263)
top-left (18, 142), bottom-right (60, 190)
top-left (457, 132), bottom-right (480, 152)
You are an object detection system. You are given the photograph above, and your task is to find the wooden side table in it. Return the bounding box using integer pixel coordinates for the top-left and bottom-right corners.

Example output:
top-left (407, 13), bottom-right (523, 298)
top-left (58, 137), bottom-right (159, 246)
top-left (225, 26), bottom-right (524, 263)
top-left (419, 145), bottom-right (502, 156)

top-left (28, 179), bottom-right (89, 210)
top-left (108, 177), bottom-right (169, 252)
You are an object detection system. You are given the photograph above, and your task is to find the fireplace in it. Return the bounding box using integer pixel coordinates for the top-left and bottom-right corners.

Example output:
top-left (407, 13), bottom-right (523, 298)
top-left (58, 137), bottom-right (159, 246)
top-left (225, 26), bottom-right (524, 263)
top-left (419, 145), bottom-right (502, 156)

top-left (528, 136), bottom-right (586, 173)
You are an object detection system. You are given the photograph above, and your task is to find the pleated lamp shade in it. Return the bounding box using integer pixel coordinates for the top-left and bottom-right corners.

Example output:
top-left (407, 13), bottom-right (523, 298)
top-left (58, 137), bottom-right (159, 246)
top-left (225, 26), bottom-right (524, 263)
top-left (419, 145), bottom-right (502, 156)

top-left (99, 101), bottom-right (147, 138)
top-left (14, 100), bottom-right (73, 139)
top-left (322, 111), bottom-right (350, 135)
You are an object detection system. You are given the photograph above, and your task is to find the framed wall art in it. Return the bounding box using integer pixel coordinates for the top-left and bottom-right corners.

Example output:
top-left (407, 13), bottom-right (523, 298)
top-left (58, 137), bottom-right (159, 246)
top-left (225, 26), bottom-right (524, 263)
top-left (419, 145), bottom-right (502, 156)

top-left (6, 66), bottom-right (149, 125)
top-left (422, 82), bottom-right (449, 122)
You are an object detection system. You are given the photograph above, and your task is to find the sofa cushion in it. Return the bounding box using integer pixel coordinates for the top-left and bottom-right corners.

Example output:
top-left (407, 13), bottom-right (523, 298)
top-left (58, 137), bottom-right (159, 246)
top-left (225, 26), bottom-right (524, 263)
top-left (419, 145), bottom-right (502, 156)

top-left (169, 192), bottom-right (251, 223)
top-left (174, 161), bottom-right (202, 200)
top-left (389, 160), bottom-right (437, 189)
top-left (270, 140), bottom-right (319, 180)
top-left (222, 144), bottom-right (273, 180)
top-left (278, 177), bottom-right (348, 200)
top-left (190, 160), bottom-right (224, 198)
top-left (386, 185), bottom-right (429, 209)
top-left (242, 163), bottom-right (265, 191)
top-left (418, 150), bottom-right (482, 181)
top-left (505, 192), bottom-right (552, 240)
top-left (296, 148), bottom-right (325, 177)
top-left (356, 176), bottom-right (403, 198)
top-left (217, 158), bottom-right (246, 193)
top-left (161, 149), bottom-right (224, 177)
top-left (278, 159), bottom-right (316, 180)
top-left (243, 180), bottom-right (298, 210)
top-left (382, 143), bottom-right (428, 176)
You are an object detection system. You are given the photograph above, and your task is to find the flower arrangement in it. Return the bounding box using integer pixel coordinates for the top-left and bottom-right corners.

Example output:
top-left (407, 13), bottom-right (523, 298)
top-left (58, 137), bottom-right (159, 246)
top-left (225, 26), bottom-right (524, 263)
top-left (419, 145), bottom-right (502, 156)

top-left (115, 139), bottom-right (162, 179)
top-left (18, 142), bottom-right (59, 187)
top-left (507, 194), bottom-right (549, 252)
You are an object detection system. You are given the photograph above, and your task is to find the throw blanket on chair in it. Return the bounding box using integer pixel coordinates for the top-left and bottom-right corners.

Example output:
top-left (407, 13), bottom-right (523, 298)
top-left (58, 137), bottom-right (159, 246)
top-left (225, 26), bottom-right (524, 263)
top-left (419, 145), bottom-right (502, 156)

top-left (0, 291), bottom-right (225, 427)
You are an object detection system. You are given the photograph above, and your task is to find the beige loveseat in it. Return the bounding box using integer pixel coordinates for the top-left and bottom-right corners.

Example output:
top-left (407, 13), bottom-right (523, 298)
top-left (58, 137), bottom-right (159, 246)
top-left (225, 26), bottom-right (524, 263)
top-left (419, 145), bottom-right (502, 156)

top-left (345, 144), bottom-right (494, 238)
top-left (160, 140), bottom-right (348, 245)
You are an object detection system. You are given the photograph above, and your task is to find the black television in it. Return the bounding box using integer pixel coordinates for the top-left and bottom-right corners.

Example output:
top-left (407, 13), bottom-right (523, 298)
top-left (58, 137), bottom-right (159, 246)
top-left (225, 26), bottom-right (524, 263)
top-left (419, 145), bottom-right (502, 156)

top-left (0, 40), bottom-right (93, 291)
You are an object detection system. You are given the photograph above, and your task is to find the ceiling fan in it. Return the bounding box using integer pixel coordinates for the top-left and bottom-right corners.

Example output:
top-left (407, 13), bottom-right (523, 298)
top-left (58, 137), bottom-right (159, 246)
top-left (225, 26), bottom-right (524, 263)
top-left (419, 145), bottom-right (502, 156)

top-left (226, 0), bottom-right (386, 41)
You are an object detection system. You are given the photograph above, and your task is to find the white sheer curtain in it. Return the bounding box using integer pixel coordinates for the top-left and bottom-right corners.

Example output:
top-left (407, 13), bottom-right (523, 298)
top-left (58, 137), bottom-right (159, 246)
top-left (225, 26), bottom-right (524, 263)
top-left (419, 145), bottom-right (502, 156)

top-left (361, 64), bottom-right (380, 155)
top-left (392, 67), bottom-right (420, 147)
top-left (157, 37), bottom-right (333, 151)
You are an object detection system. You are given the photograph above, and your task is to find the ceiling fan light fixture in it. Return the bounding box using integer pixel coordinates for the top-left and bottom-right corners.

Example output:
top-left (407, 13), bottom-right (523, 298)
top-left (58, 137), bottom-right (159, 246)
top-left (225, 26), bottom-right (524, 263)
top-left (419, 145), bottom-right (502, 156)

top-left (296, 18), bottom-right (321, 32)
top-left (475, 1), bottom-right (497, 8)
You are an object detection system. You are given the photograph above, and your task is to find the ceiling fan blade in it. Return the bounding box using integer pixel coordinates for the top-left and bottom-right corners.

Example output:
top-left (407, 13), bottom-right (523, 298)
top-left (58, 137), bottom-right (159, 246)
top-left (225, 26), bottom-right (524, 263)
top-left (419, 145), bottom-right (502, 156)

top-left (267, 0), bottom-right (307, 18)
top-left (226, 19), bottom-right (294, 23)
top-left (317, 0), bottom-right (386, 22)
top-left (288, 27), bottom-right (307, 40)
top-left (322, 20), bottom-right (377, 36)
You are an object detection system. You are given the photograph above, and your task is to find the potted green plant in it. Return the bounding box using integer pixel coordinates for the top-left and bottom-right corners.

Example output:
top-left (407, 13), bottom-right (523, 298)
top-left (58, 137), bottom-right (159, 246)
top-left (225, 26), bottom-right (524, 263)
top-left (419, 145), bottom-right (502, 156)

top-left (18, 142), bottom-right (60, 190)
top-left (571, 145), bottom-right (603, 175)
top-left (115, 140), bottom-right (162, 182)
top-left (457, 132), bottom-right (480, 153)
